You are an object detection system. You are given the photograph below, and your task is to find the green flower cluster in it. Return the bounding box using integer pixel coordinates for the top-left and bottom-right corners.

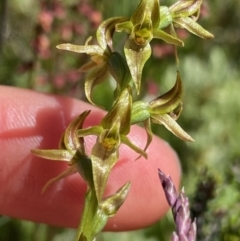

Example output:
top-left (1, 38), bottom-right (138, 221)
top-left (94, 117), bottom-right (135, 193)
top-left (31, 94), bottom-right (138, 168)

top-left (32, 0), bottom-right (213, 240)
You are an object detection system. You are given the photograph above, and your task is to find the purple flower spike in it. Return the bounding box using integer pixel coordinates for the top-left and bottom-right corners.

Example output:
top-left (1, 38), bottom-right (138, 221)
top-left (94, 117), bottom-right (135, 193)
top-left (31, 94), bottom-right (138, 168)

top-left (158, 169), bottom-right (197, 241)
top-left (158, 169), bottom-right (178, 206)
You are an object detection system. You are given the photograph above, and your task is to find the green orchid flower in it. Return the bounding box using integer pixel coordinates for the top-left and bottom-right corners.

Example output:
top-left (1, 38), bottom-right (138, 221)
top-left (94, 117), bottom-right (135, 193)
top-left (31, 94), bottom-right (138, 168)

top-left (31, 111), bottom-right (94, 191)
top-left (77, 87), bottom-right (147, 202)
top-left (57, 17), bottom-right (127, 105)
top-left (32, 109), bottom-right (132, 241)
top-left (131, 71), bottom-right (194, 152)
top-left (115, 0), bottom-right (184, 94)
top-left (159, 0), bottom-right (214, 39)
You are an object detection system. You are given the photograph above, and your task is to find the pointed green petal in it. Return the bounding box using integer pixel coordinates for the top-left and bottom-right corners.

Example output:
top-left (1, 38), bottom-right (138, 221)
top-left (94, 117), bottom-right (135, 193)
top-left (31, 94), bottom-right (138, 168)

top-left (79, 60), bottom-right (97, 72)
top-left (56, 43), bottom-right (104, 55)
top-left (131, 0), bottom-right (160, 27)
top-left (153, 28), bottom-right (184, 46)
top-left (171, 0), bottom-right (202, 18)
top-left (101, 87), bottom-right (132, 135)
top-left (115, 21), bottom-right (133, 34)
top-left (97, 17), bottom-right (128, 49)
top-left (64, 110), bottom-right (91, 153)
top-left (31, 149), bottom-right (73, 161)
top-left (77, 126), bottom-right (103, 137)
top-left (151, 114), bottom-right (194, 141)
top-left (150, 0), bottom-right (161, 28)
top-left (131, 0), bottom-right (148, 25)
top-left (84, 64), bottom-right (108, 106)
top-left (107, 52), bottom-right (129, 90)
top-left (159, 6), bottom-right (173, 29)
top-left (58, 133), bottom-right (66, 149)
top-left (170, 0), bottom-right (201, 14)
top-left (78, 233), bottom-right (87, 241)
top-left (143, 118), bottom-right (153, 152)
top-left (42, 166), bottom-right (77, 193)
top-left (100, 182), bottom-right (131, 217)
top-left (75, 151), bottom-right (94, 188)
top-left (150, 71), bottom-right (182, 114)
top-left (174, 17), bottom-right (214, 39)
top-left (124, 40), bottom-right (151, 94)
top-left (91, 139), bottom-right (119, 202)
top-left (121, 134), bottom-right (147, 159)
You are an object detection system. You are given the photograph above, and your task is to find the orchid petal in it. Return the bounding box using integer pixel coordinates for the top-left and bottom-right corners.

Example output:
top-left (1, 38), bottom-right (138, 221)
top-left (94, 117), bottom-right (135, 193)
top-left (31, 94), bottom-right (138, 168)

top-left (153, 28), bottom-right (184, 46)
top-left (91, 120), bottom-right (121, 202)
top-left (174, 17), bottom-right (214, 39)
top-left (42, 166), bottom-right (77, 193)
top-left (77, 126), bottom-right (103, 138)
top-left (143, 118), bottom-right (153, 152)
top-left (171, 0), bottom-right (202, 18)
top-left (84, 64), bottom-right (108, 106)
top-left (100, 182), bottom-right (131, 217)
top-left (151, 114), bottom-right (194, 142)
top-left (64, 110), bottom-right (91, 153)
top-left (56, 44), bottom-right (104, 55)
top-left (121, 135), bottom-right (147, 159)
top-left (150, 71), bottom-right (182, 114)
top-left (170, 0), bottom-right (201, 14)
top-left (97, 17), bottom-right (128, 49)
top-left (31, 149), bottom-right (73, 161)
top-left (124, 40), bottom-right (151, 94)
top-left (115, 21), bottom-right (133, 34)
top-left (79, 61), bottom-right (97, 72)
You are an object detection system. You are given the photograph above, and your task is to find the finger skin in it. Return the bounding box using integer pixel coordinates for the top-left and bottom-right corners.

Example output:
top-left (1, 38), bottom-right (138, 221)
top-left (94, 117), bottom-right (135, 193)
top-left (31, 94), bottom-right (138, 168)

top-left (0, 86), bottom-right (181, 231)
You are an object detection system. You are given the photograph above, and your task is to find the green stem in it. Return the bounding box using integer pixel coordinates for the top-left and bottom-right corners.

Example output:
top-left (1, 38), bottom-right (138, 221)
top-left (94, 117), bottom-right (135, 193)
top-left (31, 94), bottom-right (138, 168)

top-left (75, 188), bottom-right (108, 241)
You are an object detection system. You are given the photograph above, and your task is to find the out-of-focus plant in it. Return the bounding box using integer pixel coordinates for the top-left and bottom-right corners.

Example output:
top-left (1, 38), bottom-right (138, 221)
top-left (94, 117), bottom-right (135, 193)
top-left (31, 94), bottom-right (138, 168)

top-left (30, 0), bottom-right (213, 240)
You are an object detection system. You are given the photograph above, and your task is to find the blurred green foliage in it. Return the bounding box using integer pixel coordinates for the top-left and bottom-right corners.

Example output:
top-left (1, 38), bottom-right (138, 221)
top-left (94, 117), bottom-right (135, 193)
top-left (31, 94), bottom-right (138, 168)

top-left (1, 0), bottom-right (240, 240)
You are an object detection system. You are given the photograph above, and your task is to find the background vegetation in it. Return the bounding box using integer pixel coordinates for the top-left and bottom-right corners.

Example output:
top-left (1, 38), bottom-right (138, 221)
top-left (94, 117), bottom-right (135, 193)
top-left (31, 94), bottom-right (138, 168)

top-left (1, 0), bottom-right (240, 240)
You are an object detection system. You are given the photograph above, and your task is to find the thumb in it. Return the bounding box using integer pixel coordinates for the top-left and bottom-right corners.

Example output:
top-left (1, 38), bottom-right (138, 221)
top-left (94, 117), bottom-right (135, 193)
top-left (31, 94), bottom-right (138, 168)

top-left (0, 86), bottom-right (181, 231)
